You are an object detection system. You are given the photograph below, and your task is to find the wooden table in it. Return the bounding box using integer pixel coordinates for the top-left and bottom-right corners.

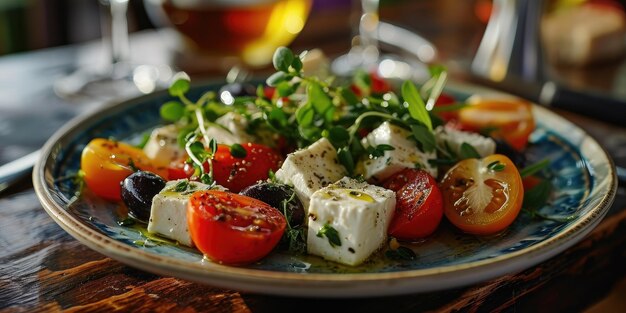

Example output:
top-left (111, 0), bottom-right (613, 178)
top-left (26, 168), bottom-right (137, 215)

top-left (2, 1), bottom-right (626, 312)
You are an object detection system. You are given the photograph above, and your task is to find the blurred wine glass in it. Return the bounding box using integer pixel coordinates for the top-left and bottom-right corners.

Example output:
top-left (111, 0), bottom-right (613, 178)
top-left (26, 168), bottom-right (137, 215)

top-left (144, 0), bottom-right (312, 71)
top-left (331, 0), bottom-right (434, 81)
top-left (55, 0), bottom-right (172, 100)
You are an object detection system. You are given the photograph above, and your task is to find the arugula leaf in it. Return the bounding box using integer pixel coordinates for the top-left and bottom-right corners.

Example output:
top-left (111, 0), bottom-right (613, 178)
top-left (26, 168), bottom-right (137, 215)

top-left (402, 80), bottom-right (432, 130)
top-left (316, 223), bottom-right (341, 247)
top-left (410, 124), bottom-right (436, 153)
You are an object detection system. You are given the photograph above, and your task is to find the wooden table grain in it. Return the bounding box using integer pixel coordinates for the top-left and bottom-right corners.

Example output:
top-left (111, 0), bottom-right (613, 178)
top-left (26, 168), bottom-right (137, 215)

top-left (2, 1), bottom-right (626, 312)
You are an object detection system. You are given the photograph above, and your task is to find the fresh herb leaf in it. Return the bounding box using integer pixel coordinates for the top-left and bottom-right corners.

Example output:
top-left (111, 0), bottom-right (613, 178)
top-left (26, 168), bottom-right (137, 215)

top-left (273, 46), bottom-right (295, 72)
top-left (386, 246), bottom-right (417, 261)
top-left (266, 71), bottom-right (290, 87)
top-left (291, 55), bottom-right (303, 73)
top-left (520, 159), bottom-right (550, 178)
top-left (431, 102), bottom-right (468, 112)
top-left (523, 179), bottom-right (552, 211)
top-left (160, 101), bottom-right (185, 121)
top-left (325, 127), bottom-right (350, 148)
top-left (174, 180), bottom-right (189, 192)
top-left (459, 142), bottom-right (481, 159)
top-left (487, 160), bottom-right (506, 172)
top-left (316, 223), bottom-right (341, 248)
top-left (208, 139), bottom-right (218, 155)
top-left (337, 147), bottom-right (355, 175)
top-left (230, 143), bottom-right (247, 158)
top-left (308, 82), bottom-right (332, 114)
top-left (168, 74), bottom-right (190, 97)
top-left (295, 104), bottom-right (315, 127)
top-left (402, 80), bottom-right (432, 130)
top-left (410, 124), bottom-right (436, 153)
top-left (367, 144), bottom-right (395, 159)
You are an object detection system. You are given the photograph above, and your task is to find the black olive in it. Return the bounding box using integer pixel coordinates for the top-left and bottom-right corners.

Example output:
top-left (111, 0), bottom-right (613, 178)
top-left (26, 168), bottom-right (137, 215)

top-left (494, 139), bottom-right (527, 168)
top-left (219, 83), bottom-right (256, 104)
top-left (121, 171), bottom-right (166, 223)
top-left (240, 183), bottom-right (305, 226)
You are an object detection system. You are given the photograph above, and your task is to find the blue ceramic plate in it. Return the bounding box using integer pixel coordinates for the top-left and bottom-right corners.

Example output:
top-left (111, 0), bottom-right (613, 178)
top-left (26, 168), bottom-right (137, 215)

top-left (34, 82), bottom-right (617, 297)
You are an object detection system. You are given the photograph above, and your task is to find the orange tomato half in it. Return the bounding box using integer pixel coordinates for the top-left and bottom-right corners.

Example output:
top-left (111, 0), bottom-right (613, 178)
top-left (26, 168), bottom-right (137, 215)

top-left (80, 138), bottom-right (167, 200)
top-left (440, 154), bottom-right (524, 235)
top-left (459, 98), bottom-right (535, 151)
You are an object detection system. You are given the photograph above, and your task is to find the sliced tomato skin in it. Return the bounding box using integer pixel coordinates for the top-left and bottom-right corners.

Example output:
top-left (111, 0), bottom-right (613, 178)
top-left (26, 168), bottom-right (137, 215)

top-left (458, 98), bottom-right (535, 151)
top-left (382, 169), bottom-right (443, 240)
top-left (211, 143), bottom-right (282, 192)
top-left (440, 154), bottom-right (524, 235)
top-left (167, 143), bottom-right (283, 192)
top-left (80, 138), bottom-right (167, 201)
top-left (187, 190), bottom-right (286, 265)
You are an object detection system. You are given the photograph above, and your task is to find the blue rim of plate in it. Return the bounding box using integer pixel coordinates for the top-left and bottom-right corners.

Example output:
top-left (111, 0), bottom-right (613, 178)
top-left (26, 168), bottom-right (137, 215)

top-left (33, 81), bottom-right (617, 297)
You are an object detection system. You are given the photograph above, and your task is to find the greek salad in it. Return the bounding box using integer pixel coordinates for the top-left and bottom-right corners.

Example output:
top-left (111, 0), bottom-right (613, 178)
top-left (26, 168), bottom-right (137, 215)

top-left (77, 47), bottom-right (553, 266)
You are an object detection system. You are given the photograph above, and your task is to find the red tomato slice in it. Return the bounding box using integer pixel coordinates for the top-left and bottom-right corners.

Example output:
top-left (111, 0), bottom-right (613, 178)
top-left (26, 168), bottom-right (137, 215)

top-left (382, 169), bottom-right (443, 240)
top-left (167, 143), bottom-right (283, 192)
top-left (458, 98), bottom-right (535, 151)
top-left (440, 154), bottom-right (524, 235)
top-left (81, 138), bottom-right (167, 200)
top-left (187, 190), bottom-right (286, 265)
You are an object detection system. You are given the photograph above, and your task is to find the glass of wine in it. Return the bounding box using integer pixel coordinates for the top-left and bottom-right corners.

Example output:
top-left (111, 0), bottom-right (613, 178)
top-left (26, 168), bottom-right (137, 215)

top-left (55, 0), bottom-right (172, 100)
top-left (331, 0), bottom-right (434, 82)
top-left (143, 0), bottom-right (312, 71)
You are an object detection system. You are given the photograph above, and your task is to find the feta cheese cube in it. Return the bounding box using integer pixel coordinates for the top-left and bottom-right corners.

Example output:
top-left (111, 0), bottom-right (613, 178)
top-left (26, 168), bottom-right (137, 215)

top-left (434, 125), bottom-right (496, 158)
top-left (358, 122), bottom-right (437, 182)
top-left (147, 180), bottom-right (222, 246)
top-left (275, 138), bottom-right (347, 210)
top-left (143, 125), bottom-right (185, 164)
top-left (307, 177), bottom-right (396, 266)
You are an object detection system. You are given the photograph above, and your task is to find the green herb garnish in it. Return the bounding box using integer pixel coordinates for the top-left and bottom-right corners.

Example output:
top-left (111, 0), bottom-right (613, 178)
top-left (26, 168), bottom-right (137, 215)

top-left (487, 160), bottom-right (505, 172)
top-left (520, 159), bottom-right (550, 178)
top-left (317, 223), bottom-right (341, 248)
top-left (229, 143), bottom-right (247, 158)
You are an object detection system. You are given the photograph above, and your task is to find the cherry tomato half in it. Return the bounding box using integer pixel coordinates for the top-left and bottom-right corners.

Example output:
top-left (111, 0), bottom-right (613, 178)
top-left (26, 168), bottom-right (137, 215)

top-left (458, 98), bottom-right (535, 151)
top-left (440, 154), bottom-right (523, 235)
top-left (80, 138), bottom-right (167, 201)
top-left (187, 190), bottom-right (286, 265)
top-left (168, 143), bottom-right (283, 192)
top-left (382, 169), bottom-right (443, 240)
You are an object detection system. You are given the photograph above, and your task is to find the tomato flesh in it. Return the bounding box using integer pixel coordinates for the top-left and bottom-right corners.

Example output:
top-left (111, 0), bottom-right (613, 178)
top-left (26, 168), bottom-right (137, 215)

top-left (440, 154), bottom-right (523, 235)
top-left (382, 169), bottom-right (443, 240)
top-left (458, 98), bottom-right (535, 151)
top-left (187, 190), bottom-right (286, 265)
top-left (81, 138), bottom-right (167, 200)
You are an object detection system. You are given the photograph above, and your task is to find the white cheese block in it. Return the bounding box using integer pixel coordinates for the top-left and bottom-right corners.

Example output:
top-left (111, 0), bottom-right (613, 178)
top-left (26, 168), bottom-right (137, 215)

top-left (434, 125), bottom-right (496, 158)
top-left (358, 122), bottom-right (437, 182)
top-left (143, 125), bottom-right (186, 164)
top-left (204, 112), bottom-right (255, 145)
top-left (147, 180), bottom-right (223, 247)
top-left (275, 138), bottom-right (347, 210)
top-left (307, 177), bottom-right (396, 266)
